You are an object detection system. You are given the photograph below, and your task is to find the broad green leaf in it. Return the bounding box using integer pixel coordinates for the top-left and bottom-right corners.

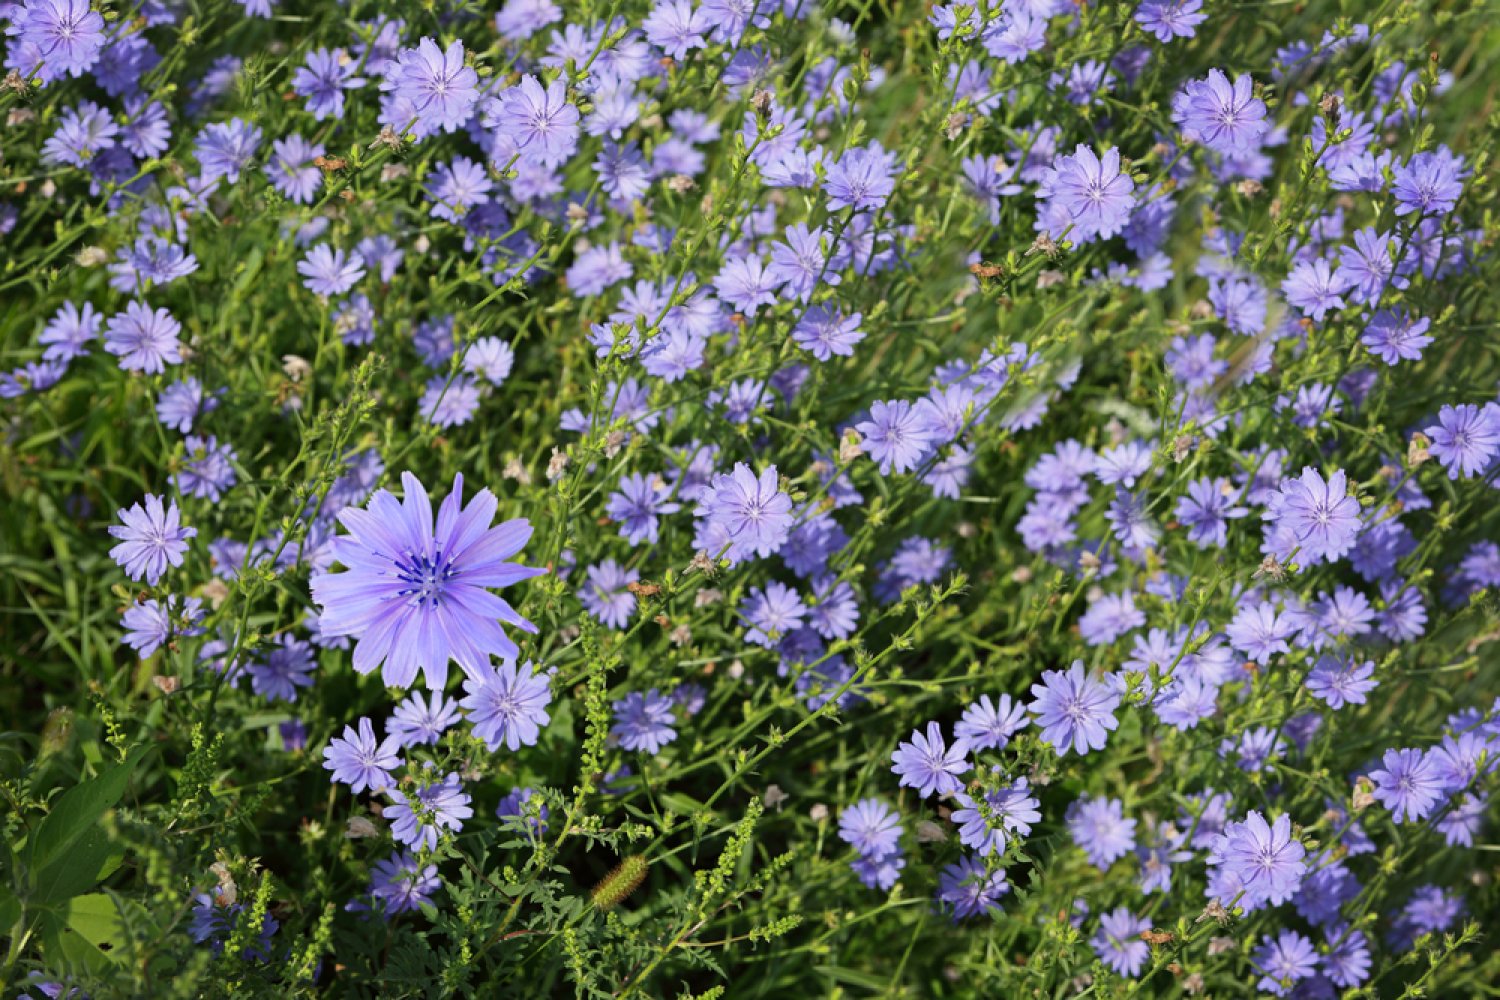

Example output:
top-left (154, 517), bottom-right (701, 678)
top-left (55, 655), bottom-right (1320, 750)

top-left (25, 746), bottom-right (151, 901)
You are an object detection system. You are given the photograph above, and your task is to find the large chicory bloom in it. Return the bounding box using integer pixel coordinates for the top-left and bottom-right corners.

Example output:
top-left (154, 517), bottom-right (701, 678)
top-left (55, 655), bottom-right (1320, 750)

top-left (1368, 748), bottom-right (1447, 823)
top-left (10, 0), bottom-right (107, 80)
top-left (693, 463), bottom-right (794, 563)
top-left (1391, 147), bottom-right (1466, 217)
top-left (1038, 144), bottom-right (1136, 243)
top-left (195, 118), bottom-right (262, 182)
top-left (486, 74), bottom-right (580, 166)
top-left (1206, 810), bottom-right (1306, 908)
top-left (323, 717), bottom-right (402, 794)
top-left (310, 472), bottom-right (544, 690)
top-left (1171, 69), bottom-right (1269, 154)
top-left (1263, 467), bottom-right (1362, 565)
top-left (1029, 661), bottom-right (1120, 756)
top-left (381, 38), bottom-right (480, 138)
top-left (856, 400), bottom-right (937, 475)
top-left (890, 721), bottom-right (969, 798)
top-left (104, 302), bottom-right (183, 374)
top-left (109, 494), bottom-right (196, 585)
top-left (460, 660), bottom-right (553, 751)
top-left (1424, 403), bottom-right (1500, 480)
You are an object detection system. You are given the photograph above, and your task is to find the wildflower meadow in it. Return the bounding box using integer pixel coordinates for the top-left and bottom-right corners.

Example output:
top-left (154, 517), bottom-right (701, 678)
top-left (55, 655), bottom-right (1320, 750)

top-left (4, 0), bottom-right (1500, 995)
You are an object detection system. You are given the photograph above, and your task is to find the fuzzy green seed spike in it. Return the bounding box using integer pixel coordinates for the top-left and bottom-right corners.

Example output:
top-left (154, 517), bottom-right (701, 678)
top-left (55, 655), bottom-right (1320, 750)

top-left (592, 854), bottom-right (648, 910)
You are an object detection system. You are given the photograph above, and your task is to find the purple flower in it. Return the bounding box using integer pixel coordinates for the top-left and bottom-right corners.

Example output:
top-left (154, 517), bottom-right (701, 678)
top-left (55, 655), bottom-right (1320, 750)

top-left (104, 302), bottom-right (183, 374)
top-left (1038, 144), bottom-right (1136, 243)
top-left (460, 660), bottom-right (552, 751)
top-left (1134, 0), bottom-right (1205, 42)
top-left (579, 558), bottom-right (639, 629)
top-left (767, 223), bottom-right (834, 302)
top-left (824, 142), bottom-right (899, 212)
top-left (176, 434), bottom-right (238, 502)
top-left (856, 400), bottom-right (937, 475)
top-left (388, 690), bottom-right (460, 748)
top-left (109, 494), bottom-right (195, 585)
top-left (122, 595), bottom-right (203, 658)
top-left (1369, 747), bottom-right (1446, 823)
top-left (1067, 795), bottom-right (1137, 869)
top-left (1425, 403), bottom-right (1500, 479)
top-left (496, 786), bottom-right (550, 834)
top-left (606, 473), bottom-right (679, 544)
top-left (1391, 147), bottom-right (1466, 217)
top-left (1282, 258), bottom-right (1352, 322)
top-left (1174, 476), bottom-right (1247, 548)
top-left (266, 135), bottom-right (325, 204)
top-left (1323, 925), bottom-right (1371, 987)
top-left (310, 472), bottom-right (544, 690)
top-left (248, 635), bottom-right (316, 703)
top-left (1305, 655), bottom-right (1377, 709)
top-left (298, 245), bottom-right (366, 296)
top-left (323, 717), bottom-right (401, 793)
top-left (1253, 930), bottom-right (1318, 996)
top-left (292, 47), bottom-right (366, 121)
top-left (1206, 810), bottom-right (1306, 908)
top-left (38, 300), bottom-right (100, 362)
top-left (10, 0), bottom-right (106, 80)
top-left (1092, 907), bottom-right (1151, 976)
top-left (420, 375), bottom-right (482, 429)
top-left (1263, 467), bottom-right (1362, 565)
top-left (41, 100), bottom-right (117, 166)
top-left (953, 778), bottom-right (1041, 855)
top-left (1171, 69), bottom-right (1269, 154)
top-left (611, 688), bottom-right (677, 753)
top-left (370, 852), bottom-right (440, 915)
top-left (1362, 309), bottom-right (1433, 365)
top-left (487, 74), bottom-right (580, 167)
top-left (936, 855), bottom-right (1007, 920)
top-left (195, 118), bottom-right (261, 182)
top-left (740, 582), bottom-right (806, 647)
top-left (954, 694), bottom-right (1028, 751)
top-left (387, 771), bottom-right (472, 851)
top-left (890, 721), bottom-right (969, 798)
top-left (643, 0), bottom-right (709, 59)
top-left (838, 798), bottom-right (901, 859)
top-left (693, 463), bottom-right (794, 563)
top-left (381, 38), bottom-right (479, 138)
top-left (713, 254), bottom-right (780, 315)
top-left (1029, 661), bottom-right (1120, 756)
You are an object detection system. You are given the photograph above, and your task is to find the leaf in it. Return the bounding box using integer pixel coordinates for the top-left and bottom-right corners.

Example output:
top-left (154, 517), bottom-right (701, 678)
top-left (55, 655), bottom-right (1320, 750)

top-left (61, 893), bottom-right (147, 963)
top-left (25, 745), bottom-right (151, 902)
top-left (814, 964), bottom-right (893, 992)
top-left (29, 826), bottom-right (125, 906)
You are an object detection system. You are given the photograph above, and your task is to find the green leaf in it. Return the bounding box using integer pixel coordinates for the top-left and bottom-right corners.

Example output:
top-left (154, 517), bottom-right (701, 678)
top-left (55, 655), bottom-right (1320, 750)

top-left (25, 746), bottom-right (151, 902)
top-left (60, 893), bottom-right (147, 964)
top-left (29, 826), bottom-right (125, 906)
